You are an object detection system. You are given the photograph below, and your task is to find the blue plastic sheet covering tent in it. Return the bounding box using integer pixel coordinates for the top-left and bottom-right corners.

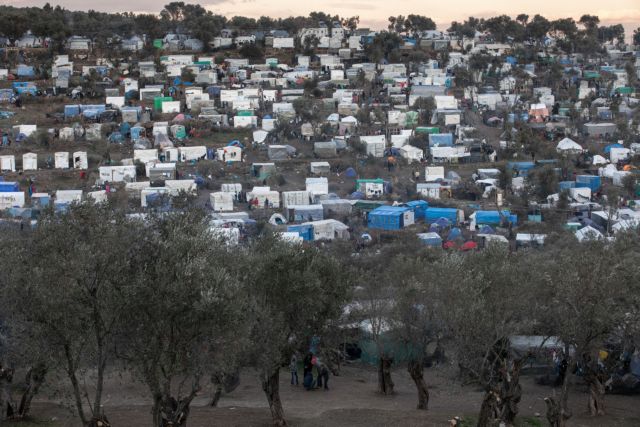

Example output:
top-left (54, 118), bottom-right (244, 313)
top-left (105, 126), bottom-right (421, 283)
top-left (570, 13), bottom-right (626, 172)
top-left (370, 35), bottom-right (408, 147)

top-left (404, 200), bottom-right (429, 220)
top-left (7, 207), bottom-right (31, 218)
top-left (130, 126), bottom-right (145, 141)
top-left (207, 148), bottom-right (215, 159)
top-left (559, 181), bottom-right (576, 191)
top-left (349, 191), bottom-right (365, 200)
top-left (428, 133), bottom-right (454, 147)
top-left (16, 65), bottom-right (35, 77)
top-left (108, 132), bottom-right (124, 144)
top-left (474, 210), bottom-right (517, 226)
top-left (507, 161), bottom-right (536, 176)
top-left (227, 140), bottom-right (245, 149)
top-left (603, 143), bottom-right (624, 154)
top-left (448, 227), bottom-right (462, 240)
top-left (575, 175), bottom-right (601, 192)
top-left (206, 86), bottom-right (221, 97)
top-left (0, 89), bottom-right (13, 101)
top-left (479, 225), bottom-right (495, 234)
top-left (424, 207), bottom-right (458, 223)
top-left (13, 82), bottom-right (37, 95)
top-left (0, 181), bottom-right (19, 192)
top-left (368, 206), bottom-right (411, 230)
top-left (287, 224), bottom-right (314, 241)
top-left (64, 104), bottom-right (81, 118)
top-left (120, 122), bottom-right (131, 136)
top-left (32, 194), bottom-right (50, 208)
top-left (291, 205), bottom-right (324, 222)
top-left (417, 232), bottom-right (442, 247)
top-left (429, 217), bottom-right (451, 232)
top-left (345, 167), bottom-right (357, 178)
top-left (80, 104), bottom-right (107, 119)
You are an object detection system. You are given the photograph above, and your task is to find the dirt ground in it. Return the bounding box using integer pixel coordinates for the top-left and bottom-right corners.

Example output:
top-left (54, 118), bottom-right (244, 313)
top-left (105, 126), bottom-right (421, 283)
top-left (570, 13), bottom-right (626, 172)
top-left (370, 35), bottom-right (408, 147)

top-left (11, 364), bottom-right (640, 427)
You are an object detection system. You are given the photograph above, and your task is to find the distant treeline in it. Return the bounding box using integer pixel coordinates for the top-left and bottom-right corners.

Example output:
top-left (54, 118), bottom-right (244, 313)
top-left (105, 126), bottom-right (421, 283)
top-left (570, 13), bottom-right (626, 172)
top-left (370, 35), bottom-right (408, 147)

top-left (1, 3), bottom-right (638, 53)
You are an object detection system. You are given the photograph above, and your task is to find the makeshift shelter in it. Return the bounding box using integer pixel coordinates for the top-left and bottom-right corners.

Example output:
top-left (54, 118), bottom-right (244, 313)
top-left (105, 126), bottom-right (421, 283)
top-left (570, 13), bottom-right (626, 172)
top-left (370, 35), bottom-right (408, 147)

top-left (210, 192), bottom-right (234, 212)
top-left (417, 232), bottom-right (442, 247)
top-left (73, 151), bottom-right (88, 170)
top-left (22, 153), bottom-right (37, 171)
top-left (54, 152), bottom-right (69, 169)
top-left (556, 138), bottom-right (583, 153)
top-left (0, 155), bottom-right (16, 172)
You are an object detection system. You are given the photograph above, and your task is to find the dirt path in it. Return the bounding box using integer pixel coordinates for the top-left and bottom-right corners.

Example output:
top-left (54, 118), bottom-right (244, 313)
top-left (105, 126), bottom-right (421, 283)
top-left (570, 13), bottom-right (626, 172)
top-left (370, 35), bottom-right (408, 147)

top-left (18, 365), bottom-right (640, 426)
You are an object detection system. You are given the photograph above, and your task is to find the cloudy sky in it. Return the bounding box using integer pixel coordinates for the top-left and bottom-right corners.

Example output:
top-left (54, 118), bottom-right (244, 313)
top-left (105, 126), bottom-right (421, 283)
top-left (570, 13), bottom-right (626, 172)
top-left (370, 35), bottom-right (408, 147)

top-left (4, 0), bottom-right (639, 37)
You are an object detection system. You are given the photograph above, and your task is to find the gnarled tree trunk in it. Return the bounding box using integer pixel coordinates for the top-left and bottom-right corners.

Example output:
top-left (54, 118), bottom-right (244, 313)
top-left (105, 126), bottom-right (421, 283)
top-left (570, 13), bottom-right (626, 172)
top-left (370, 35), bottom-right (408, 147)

top-left (17, 363), bottom-right (47, 419)
top-left (377, 356), bottom-right (394, 395)
top-left (0, 365), bottom-right (15, 421)
top-left (262, 368), bottom-right (286, 426)
top-left (586, 373), bottom-right (605, 416)
top-left (499, 359), bottom-right (523, 426)
top-left (477, 388), bottom-right (500, 427)
top-left (154, 394), bottom-right (195, 427)
top-left (407, 360), bottom-right (429, 410)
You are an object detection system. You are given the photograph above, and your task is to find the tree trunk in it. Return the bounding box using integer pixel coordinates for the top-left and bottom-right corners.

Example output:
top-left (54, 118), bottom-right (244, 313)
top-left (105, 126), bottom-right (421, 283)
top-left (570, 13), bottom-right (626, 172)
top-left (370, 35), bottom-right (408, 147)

top-left (210, 383), bottom-right (223, 407)
top-left (558, 359), bottom-right (573, 427)
top-left (499, 360), bottom-right (523, 426)
top-left (64, 344), bottom-right (88, 425)
top-left (154, 395), bottom-right (194, 427)
top-left (477, 388), bottom-right (500, 427)
top-left (262, 368), bottom-right (286, 426)
top-left (0, 365), bottom-right (15, 420)
top-left (17, 363), bottom-right (47, 418)
top-left (377, 356), bottom-right (394, 395)
top-left (407, 360), bottom-right (429, 410)
top-left (587, 376), bottom-right (605, 416)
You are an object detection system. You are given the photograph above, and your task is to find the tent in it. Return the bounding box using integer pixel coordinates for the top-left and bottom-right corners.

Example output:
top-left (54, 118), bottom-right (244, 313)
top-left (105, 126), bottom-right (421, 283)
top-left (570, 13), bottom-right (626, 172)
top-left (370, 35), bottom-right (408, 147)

top-left (575, 225), bottom-right (603, 242)
top-left (556, 138), bottom-right (583, 153)
top-left (460, 241), bottom-right (478, 251)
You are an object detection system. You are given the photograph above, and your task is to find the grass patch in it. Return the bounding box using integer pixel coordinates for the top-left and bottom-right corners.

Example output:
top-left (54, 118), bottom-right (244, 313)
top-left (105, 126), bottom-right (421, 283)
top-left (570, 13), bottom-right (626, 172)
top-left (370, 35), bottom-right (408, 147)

top-left (518, 416), bottom-right (543, 427)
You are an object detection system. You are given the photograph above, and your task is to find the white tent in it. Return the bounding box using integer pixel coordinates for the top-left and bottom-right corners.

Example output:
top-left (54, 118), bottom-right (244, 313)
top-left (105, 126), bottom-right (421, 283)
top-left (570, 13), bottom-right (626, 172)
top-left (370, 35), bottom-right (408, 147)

top-left (73, 151), bottom-right (88, 169)
top-left (591, 155), bottom-right (608, 165)
top-left (575, 225), bottom-right (603, 242)
top-left (22, 153), bottom-right (37, 171)
top-left (55, 152), bottom-right (69, 169)
top-left (556, 138), bottom-right (583, 153)
top-left (253, 130), bottom-right (269, 144)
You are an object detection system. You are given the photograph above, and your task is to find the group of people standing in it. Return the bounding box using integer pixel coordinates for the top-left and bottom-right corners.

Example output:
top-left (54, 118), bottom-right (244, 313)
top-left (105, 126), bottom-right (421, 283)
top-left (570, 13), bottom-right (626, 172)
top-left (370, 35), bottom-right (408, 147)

top-left (290, 352), bottom-right (330, 391)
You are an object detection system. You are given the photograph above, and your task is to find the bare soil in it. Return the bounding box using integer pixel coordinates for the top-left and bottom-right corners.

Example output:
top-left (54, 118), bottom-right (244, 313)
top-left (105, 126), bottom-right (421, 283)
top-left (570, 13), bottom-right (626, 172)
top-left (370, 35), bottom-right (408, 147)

top-left (10, 365), bottom-right (640, 427)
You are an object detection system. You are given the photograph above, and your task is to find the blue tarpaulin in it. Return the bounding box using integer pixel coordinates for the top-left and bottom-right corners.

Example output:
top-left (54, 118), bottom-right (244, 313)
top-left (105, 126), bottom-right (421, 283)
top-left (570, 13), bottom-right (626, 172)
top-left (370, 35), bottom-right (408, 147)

top-left (0, 181), bottom-right (19, 192)
top-left (428, 133), bottom-right (454, 147)
top-left (424, 207), bottom-right (458, 223)
top-left (368, 206), bottom-right (412, 230)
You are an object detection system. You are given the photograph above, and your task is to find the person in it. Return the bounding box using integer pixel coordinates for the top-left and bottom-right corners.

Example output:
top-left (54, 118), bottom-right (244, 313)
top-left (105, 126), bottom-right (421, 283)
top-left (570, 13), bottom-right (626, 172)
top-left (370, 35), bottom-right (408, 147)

top-left (413, 170), bottom-right (420, 181)
top-left (290, 354), bottom-right (299, 386)
top-left (316, 361), bottom-right (329, 390)
top-left (303, 352), bottom-right (313, 377)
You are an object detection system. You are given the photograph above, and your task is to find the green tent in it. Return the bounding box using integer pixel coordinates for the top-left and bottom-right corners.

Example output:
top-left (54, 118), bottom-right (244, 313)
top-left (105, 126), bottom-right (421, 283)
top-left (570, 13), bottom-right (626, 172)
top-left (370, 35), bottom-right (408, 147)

top-left (404, 111), bottom-right (418, 128)
top-left (154, 96), bottom-right (173, 111)
top-left (616, 87), bottom-right (633, 95)
top-left (153, 39), bottom-right (163, 49)
top-left (415, 126), bottom-right (439, 134)
top-left (237, 110), bottom-right (253, 117)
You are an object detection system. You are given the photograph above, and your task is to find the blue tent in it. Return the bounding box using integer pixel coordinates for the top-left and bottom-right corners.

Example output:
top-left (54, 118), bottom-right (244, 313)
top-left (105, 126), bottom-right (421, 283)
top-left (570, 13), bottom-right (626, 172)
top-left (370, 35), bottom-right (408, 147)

top-left (227, 140), bottom-right (245, 149)
top-left (479, 225), bottom-right (495, 234)
top-left (603, 143), bottom-right (624, 154)
top-left (448, 227), bottom-right (462, 240)
top-left (349, 191), bottom-right (365, 200)
top-left (345, 167), bottom-right (357, 178)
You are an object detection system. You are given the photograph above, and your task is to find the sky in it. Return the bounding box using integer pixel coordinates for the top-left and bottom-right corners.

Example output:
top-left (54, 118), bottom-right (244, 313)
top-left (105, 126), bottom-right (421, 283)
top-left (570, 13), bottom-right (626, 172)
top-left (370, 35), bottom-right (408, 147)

top-left (4, 0), bottom-right (640, 38)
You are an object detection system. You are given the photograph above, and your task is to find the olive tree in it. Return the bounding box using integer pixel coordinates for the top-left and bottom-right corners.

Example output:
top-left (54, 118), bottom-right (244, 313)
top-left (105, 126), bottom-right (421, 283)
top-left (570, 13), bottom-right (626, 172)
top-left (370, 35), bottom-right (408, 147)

top-left (118, 210), bottom-right (246, 427)
top-left (243, 236), bottom-right (350, 426)
top-left (2, 202), bottom-right (141, 425)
